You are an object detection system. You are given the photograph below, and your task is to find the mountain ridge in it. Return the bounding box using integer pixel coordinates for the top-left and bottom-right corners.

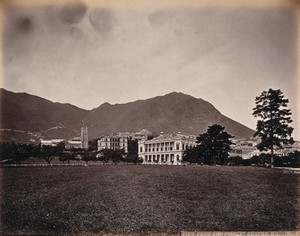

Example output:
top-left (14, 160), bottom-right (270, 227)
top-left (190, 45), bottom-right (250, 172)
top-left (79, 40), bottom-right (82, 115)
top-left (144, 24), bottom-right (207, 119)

top-left (0, 88), bottom-right (254, 143)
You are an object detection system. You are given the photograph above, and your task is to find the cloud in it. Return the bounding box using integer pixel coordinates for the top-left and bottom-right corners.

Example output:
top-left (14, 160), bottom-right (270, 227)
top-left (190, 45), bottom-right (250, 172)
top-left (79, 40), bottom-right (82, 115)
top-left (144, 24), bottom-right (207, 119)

top-left (89, 8), bottom-right (114, 37)
top-left (59, 1), bottom-right (87, 24)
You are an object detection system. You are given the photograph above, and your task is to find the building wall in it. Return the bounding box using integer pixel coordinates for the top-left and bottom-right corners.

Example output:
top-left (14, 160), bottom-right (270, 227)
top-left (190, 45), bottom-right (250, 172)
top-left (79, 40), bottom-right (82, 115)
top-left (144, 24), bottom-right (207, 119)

top-left (41, 139), bottom-right (65, 147)
top-left (97, 135), bottom-right (129, 153)
top-left (66, 141), bottom-right (82, 149)
top-left (138, 134), bottom-right (196, 165)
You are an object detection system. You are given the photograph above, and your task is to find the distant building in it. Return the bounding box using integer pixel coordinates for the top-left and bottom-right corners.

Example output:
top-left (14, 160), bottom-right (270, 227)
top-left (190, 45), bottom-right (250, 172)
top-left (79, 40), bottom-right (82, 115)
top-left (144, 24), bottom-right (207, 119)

top-left (132, 129), bottom-right (154, 141)
top-left (41, 139), bottom-right (65, 147)
top-left (97, 129), bottom-right (155, 153)
top-left (138, 132), bottom-right (196, 165)
top-left (230, 137), bottom-right (300, 159)
top-left (274, 141), bottom-right (300, 156)
top-left (66, 137), bottom-right (82, 149)
top-left (229, 137), bottom-right (260, 159)
top-left (97, 133), bottom-right (129, 153)
top-left (41, 125), bottom-right (89, 150)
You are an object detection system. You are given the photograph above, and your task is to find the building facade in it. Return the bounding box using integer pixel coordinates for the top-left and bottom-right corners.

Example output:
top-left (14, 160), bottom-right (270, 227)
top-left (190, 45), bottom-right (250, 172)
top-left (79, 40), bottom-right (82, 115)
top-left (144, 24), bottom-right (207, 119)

top-left (41, 139), bottom-right (65, 147)
top-left (138, 133), bottom-right (196, 165)
top-left (273, 141), bottom-right (300, 156)
top-left (229, 137), bottom-right (260, 159)
top-left (65, 137), bottom-right (82, 149)
top-left (97, 134), bottom-right (129, 153)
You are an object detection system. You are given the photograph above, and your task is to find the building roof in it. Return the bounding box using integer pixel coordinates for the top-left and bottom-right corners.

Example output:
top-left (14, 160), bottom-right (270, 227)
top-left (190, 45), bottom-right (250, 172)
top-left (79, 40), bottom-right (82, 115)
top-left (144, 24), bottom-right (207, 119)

top-left (141, 133), bottom-right (196, 143)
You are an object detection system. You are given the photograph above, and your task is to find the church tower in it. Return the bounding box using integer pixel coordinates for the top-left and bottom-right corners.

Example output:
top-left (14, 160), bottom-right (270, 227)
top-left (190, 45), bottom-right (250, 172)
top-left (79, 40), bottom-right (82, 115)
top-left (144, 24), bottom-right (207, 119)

top-left (81, 123), bottom-right (88, 149)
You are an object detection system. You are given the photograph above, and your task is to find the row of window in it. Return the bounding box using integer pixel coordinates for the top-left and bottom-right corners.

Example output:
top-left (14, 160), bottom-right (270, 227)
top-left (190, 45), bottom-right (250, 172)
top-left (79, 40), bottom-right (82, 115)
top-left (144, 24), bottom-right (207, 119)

top-left (144, 154), bottom-right (181, 163)
top-left (140, 143), bottom-right (194, 153)
top-left (144, 146), bottom-right (174, 152)
top-left (102, 138), bottom-right (128, 142)
top-left (145, 154), bottom-right (180, 163)
top-left (100, 142), bottom-right (127, 147)
top-left (144, 142), bottom-right (177, 148)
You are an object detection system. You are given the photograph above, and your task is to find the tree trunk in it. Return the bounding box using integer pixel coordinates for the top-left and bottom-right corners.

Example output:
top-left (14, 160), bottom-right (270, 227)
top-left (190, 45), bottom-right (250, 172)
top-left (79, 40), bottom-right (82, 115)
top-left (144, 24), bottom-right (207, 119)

top-left (271, 145), bottom-right (274, 168)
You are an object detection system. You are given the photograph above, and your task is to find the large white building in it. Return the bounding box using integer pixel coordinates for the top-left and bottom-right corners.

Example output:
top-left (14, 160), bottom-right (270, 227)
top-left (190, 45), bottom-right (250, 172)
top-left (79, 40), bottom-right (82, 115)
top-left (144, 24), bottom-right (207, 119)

top-left (138, 133), bottom-right (196, 165)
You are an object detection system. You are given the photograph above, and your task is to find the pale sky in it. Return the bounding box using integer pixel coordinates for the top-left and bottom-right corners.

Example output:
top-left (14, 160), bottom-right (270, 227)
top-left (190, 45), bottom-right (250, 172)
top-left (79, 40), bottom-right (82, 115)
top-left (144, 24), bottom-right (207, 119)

top-left (1, 1), bottom-right (299, 140)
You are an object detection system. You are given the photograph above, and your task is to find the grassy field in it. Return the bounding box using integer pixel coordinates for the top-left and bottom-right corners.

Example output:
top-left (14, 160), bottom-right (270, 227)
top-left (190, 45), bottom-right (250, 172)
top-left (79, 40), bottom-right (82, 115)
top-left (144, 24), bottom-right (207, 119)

top-left (1, 165), bottom-right (299, 235)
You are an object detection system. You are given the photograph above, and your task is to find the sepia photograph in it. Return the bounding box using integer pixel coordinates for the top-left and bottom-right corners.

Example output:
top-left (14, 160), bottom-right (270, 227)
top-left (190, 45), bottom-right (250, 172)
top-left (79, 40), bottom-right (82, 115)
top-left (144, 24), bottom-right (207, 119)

top-left (0, 0), bottom-right (299, 235)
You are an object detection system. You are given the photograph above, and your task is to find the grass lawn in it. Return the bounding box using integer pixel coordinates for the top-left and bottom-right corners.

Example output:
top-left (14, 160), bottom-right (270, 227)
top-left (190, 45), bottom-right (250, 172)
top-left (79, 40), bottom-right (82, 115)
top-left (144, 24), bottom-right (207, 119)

top-left (1, 165), bottom-right (299, 235)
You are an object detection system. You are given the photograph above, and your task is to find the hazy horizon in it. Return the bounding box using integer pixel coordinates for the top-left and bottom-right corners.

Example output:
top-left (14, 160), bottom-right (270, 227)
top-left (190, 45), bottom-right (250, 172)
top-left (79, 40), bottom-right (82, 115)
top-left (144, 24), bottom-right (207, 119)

top-left (1, 1), bottom-right (299, 139)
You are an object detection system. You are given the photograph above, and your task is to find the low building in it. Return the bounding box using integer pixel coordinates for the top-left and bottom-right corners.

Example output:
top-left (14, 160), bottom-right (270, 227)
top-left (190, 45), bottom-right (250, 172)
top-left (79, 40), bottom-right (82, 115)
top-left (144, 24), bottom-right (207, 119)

top-left (274, 141), bottom-right (300, 156)
top-left (230, 138), bottom-right (300, 159)
top-left (230, 137), bottom-right (260, 159)
top-left (66, 137), bottom-right (82, 149)
top-left (40, 139), bottom-right (65, 147)
top-left (138, 132), bottom-right (196, 165)
top-left (132, 129), bottom-right (154, 141)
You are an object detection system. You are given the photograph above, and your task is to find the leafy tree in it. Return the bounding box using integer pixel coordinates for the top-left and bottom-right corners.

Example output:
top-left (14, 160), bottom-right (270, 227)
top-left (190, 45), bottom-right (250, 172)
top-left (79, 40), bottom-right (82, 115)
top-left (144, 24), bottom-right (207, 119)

top-left (81, 149), bottom-right (93, 164)
top-left (183, 147), bottom-right (200, 164)
top-left (196, 124), bottom-right (234, 165)
top-left (38, 141), bottom-right (65, 164)
top-left (111, 149), bottom-right (125, 164)
top-left (38, 145), bottom-right (55, 164)
top-left (0, 142), bottom-right (24, 163)
top-left (227, 156), bottom-right (243, 166)
top-left (98, 149), bottom-right (111, 163)
top-left (59, 151), bottom-right (73, 163)
top-left (126, 138), bottom-right (140, 164)
top-left (88, 139), bottom-right (98, 151)
top-left (252, 89), bottom-right (294, 168)
top-left (0, 142), bottom-right (15, 161)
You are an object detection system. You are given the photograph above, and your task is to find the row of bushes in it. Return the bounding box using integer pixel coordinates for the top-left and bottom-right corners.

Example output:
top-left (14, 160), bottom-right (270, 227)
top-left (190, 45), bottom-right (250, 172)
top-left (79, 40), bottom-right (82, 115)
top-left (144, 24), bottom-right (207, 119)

top-left (228, 152), bottom-right (300, 167)
top-left (0, 141), bottom-right (142, 165)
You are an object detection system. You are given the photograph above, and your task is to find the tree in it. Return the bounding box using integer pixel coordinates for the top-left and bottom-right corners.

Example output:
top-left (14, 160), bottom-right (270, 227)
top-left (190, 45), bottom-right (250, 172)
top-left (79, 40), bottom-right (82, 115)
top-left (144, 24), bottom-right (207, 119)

top-left (59, 151), bottom-right (73, 163)
top-left (88, 139), bottom-right (98, 151)
top-left (196, 124), bottom-right (234, 165)
top-left (111, 149), bottom-right (125, 164)
top-left (38, 141), bottom-right (65, 164)
top-left (182, 147), bottom-right (200, 164)
top-left (81, 149), bottom-right (93, 164)
top-left (126, 138), bottom-right (141, 164)
top-left (252, 89), bottom-right (294, 168)
top-left (39, 145), bottom-right (56, 164)
top-left (98, 149), bottom-right (111, 164)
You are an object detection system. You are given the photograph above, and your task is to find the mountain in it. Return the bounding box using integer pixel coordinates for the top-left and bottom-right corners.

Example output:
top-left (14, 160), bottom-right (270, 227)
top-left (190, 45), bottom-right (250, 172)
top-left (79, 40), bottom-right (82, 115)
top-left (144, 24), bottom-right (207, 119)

top-left (0, 89), bottom-right (87, 142)
top-left (87, 92), bottom-right (254, 139)
top-left (0, 89), bottom-right (254, 143)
